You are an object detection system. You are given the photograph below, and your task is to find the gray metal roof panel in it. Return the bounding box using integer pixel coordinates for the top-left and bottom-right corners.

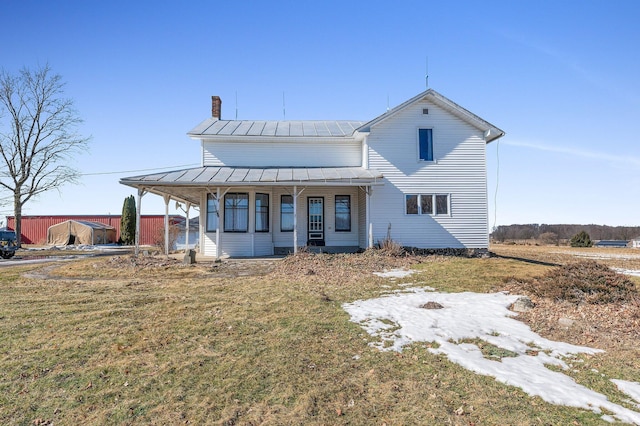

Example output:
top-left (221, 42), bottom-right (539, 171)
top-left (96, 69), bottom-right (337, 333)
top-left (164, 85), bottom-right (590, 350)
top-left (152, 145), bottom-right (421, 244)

top-left (277, 168), bottom-right (293, 181)
top-left (262, 121), bottom-right (278, 136)
top-left (210, 167), bottom-right (234, 182)
top-left (233, 121), bottom-right (254, 136)
top-left (121, 167), bottom-right (383, 188)
top-left (189, 118), bottom-right (217, 135)
top-left (260, 168), bottom-right (278, 182)
top-left (190, 120), bottom-right (364, 137)
top-left (217, 121), bottom-right (242, 136)
top-left (289, 121), bottom-right (304, 137)
top-left (247, 121), bottom-right (266, 136)
top-left (275, 122), bottom-right (290, 136)
top-left (292, 168), bottom-right (308, 181)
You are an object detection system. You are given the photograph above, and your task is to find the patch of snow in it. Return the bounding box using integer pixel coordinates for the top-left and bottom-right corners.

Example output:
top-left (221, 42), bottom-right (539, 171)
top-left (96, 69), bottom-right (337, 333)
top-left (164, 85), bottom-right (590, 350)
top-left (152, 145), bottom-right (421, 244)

top-left (373, 269), bottom-right (415, 279)
top-left (612, 268), bottom-right (640, 277)
top-left (612, 380), bottom-right (640, 407)
top-left (343, 288), bottom-right (640, 425)
top-left (554, 251), bottom-right (640, 261)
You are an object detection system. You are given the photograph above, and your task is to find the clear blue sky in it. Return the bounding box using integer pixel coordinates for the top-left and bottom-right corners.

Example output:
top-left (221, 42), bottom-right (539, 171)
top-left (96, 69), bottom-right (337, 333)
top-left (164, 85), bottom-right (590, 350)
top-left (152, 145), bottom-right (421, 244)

top-left (1, 0), bottom-right (639, 227)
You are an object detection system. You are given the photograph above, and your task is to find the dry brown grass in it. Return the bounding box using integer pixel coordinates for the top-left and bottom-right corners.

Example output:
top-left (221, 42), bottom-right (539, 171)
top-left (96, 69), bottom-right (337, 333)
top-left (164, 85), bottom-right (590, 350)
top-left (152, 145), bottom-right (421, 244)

top-left (1, 247), bottom-right (638, 424)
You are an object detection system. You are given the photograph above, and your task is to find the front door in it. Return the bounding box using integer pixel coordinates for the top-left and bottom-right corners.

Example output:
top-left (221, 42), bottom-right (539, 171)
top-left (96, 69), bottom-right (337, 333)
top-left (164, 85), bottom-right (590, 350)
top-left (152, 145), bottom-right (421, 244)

top-left (307, 197), bottom-right (324, 246)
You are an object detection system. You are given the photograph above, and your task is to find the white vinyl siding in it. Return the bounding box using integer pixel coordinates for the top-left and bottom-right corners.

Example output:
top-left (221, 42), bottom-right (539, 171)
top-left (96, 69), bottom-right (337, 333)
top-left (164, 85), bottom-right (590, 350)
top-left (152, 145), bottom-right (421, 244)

top-left (203, 139), bottom-right (361, 167)
top-left (357, 188), bottom-right (367, 248)
top-left (367, 99), bottom-right (489, 248)
top-left (272, 186), bottom-right (360, 250)
top-left (200, 190), bottom-right (274, 257)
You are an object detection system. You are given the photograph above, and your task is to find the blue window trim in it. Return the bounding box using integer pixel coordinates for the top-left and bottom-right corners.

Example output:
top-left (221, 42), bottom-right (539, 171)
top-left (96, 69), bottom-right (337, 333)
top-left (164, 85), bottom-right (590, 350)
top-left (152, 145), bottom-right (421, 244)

top-left (419, 128), bottom-right (433, 161)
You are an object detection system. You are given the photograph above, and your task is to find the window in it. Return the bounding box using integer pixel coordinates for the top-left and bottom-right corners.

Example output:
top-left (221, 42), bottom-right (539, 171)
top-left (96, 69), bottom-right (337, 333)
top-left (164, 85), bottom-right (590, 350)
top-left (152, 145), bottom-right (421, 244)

top-left (419, 128), bottom-right (433, 161)
top-left (335, 195), bottom-right (351, 232)
top-left (420, 193), bottom-right (433, 215)
top-left (405, 194), bottom-right (418, 215)
top-left (435, 194), bottom-right (449, 215)
top-left (255, 193), bottom-right (269, 232)
top-left (206, 193), bottom-right (218, 232)
top-left (224, 193), bottom-right (248, 232)
top-left (280, 195), bottom-right (294, 232)
top-left (406, 194), bottom-right (449, 216)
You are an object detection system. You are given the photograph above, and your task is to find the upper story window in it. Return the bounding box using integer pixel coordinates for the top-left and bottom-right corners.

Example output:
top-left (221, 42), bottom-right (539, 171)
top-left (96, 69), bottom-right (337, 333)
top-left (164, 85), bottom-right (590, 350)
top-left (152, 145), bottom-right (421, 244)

top-left (281, 195), bottom-right (294, 232)
top-left (406, 193), bottom-right (449, 216)
top-left (335, 195), bottom-right (351, 232)
top-left (224, 193), bottom-right (249, 232)
top-left (206, 193), bottom-right (218, 232)
top-left (418, 128), bottom-right (433, 161)
top-left (255, 193), bottom-right (269, 232)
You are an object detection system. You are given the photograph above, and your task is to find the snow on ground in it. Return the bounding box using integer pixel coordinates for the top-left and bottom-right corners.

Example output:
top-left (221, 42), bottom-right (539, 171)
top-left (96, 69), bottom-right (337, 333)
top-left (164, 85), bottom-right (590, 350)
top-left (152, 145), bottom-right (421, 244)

top-left (343, 270), bottom-right (640, 425)
top-left (554, 250), bottom-right (640, 261)
top-left (613, 268), bottom-right (640, 277)
top-left (612, 380), bottom-right (640, 409)
top-left (611, 379), bottom-right (640, 408)
top-left (373, 269), bottom-right (415, 279)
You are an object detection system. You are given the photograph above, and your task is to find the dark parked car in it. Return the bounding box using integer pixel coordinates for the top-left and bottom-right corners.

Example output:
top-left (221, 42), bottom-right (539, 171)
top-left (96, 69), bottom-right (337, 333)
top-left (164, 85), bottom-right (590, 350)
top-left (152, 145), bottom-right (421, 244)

top-left (0, 230), bottom-right (18, 259)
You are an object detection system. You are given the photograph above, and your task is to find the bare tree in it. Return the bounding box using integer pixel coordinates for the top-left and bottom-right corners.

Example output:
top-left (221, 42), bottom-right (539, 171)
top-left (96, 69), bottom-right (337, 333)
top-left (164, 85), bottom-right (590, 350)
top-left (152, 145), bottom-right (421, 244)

top-left (0, 64), bottom-right (89, 245)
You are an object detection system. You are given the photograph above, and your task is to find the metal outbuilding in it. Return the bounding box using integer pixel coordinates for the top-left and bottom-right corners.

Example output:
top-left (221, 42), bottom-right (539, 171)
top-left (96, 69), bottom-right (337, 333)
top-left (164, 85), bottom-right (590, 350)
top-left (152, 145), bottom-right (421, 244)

top-left (6, 215), bottom-right (184, 245)
top-left (47, 220), bottom-right (117, 245)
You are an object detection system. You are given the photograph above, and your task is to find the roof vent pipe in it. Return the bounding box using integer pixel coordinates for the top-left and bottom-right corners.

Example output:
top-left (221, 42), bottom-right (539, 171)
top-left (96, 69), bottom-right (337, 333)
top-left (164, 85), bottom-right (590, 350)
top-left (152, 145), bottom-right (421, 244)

top-left (211, 96), bottom-right (222, 119)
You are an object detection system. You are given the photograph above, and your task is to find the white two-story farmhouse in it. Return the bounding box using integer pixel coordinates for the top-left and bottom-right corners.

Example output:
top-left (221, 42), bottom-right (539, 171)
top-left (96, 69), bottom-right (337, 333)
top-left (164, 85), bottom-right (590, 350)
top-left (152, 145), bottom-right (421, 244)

top-left (120, 89), bottom-right (504, 257)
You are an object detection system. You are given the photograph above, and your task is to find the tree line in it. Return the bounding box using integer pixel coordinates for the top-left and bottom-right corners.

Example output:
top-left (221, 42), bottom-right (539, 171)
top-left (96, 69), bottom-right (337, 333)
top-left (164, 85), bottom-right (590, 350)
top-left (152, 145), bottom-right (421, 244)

top-left (491, 224), bottom-right (640, 243)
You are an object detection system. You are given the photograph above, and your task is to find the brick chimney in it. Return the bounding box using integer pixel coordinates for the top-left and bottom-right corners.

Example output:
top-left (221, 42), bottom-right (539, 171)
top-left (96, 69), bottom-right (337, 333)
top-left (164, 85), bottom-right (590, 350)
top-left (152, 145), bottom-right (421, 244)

top-left (211, 96), bottom-right (222, 119)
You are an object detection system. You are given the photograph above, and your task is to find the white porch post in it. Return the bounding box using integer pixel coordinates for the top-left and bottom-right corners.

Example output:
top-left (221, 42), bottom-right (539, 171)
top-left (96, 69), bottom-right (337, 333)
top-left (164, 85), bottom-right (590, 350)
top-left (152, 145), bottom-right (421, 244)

top-left (293, 185), bottom-right (298, 254)
top-left (135, 188), bottom-right (145, 256)
top-left (185, 202), bottom-right (191, 252)
top-left (216, 187), bottom-right (221, 259)
top-left (163, 195), bottom-right (170, 256)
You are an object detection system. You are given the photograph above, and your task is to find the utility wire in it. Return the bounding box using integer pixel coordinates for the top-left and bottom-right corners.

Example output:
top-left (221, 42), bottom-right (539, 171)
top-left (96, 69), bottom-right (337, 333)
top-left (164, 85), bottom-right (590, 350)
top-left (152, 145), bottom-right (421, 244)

top-left (80, 163), bottom-right (200, 176)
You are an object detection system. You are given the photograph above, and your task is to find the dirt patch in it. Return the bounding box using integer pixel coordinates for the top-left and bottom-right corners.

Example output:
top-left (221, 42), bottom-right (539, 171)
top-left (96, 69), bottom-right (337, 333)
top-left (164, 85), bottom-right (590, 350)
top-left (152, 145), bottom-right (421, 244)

top-left (271, 251), bottom-right (430, 285)
top-left (508, 260), bottom-right (638, 305)
top-left (503, 261), bottom-right (640, 350)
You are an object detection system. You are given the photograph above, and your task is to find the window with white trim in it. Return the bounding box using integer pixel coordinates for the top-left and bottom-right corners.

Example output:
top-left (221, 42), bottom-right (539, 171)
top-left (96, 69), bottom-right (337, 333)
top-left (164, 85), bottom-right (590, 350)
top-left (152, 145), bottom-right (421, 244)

top-left (206, 193), bottom-right (218, 232)
top-left (335, 195), bottom-right (351, 232)
top-left (224, 193), bottom-right (249, 232)
top-left (255, 193), bottom-right (269, 232)
top-left (405, 194), bottom-right (449, 215)
top-left (280, 195), bottom-right (294, 232)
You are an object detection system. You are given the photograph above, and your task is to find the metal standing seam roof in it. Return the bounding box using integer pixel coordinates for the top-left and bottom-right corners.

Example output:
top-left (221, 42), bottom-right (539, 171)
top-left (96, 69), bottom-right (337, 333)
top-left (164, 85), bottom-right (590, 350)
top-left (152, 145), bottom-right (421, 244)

top-left (188, 120), bottom-right (365, 137)
top-left (121, 166), bottom-right (383, 186)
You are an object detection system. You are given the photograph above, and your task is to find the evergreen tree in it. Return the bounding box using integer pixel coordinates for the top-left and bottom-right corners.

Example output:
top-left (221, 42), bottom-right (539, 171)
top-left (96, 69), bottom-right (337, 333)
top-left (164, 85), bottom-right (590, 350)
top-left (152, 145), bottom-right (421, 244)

top-left (570, 230), bottom-right (593, 247)
top-left (120, 195), bottom-right (136, 245)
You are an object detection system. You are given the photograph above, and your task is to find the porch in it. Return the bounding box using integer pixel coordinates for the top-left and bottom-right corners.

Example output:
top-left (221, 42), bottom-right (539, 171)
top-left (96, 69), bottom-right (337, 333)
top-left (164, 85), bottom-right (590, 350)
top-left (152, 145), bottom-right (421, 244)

top-left (120, 166), bottom-right (383, 257)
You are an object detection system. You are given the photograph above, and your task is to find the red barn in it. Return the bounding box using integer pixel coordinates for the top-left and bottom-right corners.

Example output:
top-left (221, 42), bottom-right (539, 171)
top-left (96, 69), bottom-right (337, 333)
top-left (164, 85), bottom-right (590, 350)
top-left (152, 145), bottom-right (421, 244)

top-left (6, 215), bottom-right (184, 245)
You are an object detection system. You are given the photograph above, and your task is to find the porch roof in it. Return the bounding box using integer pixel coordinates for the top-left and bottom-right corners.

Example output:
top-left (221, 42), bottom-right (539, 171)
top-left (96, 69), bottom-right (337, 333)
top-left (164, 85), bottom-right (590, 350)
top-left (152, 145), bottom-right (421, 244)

top-left (120, 166), bottom-right (383, 205)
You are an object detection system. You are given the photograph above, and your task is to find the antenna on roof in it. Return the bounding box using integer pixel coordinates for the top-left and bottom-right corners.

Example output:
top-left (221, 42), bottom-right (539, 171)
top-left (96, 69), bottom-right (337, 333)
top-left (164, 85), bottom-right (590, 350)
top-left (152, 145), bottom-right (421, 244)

top-left (386, 93), bottom-right (390, 112)
top-left (235, 91), bottom-right (238, 120)
top-left (425, 56), bottom-right (429, 89)
top-left (282, 92), bottom-right (286, 120)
